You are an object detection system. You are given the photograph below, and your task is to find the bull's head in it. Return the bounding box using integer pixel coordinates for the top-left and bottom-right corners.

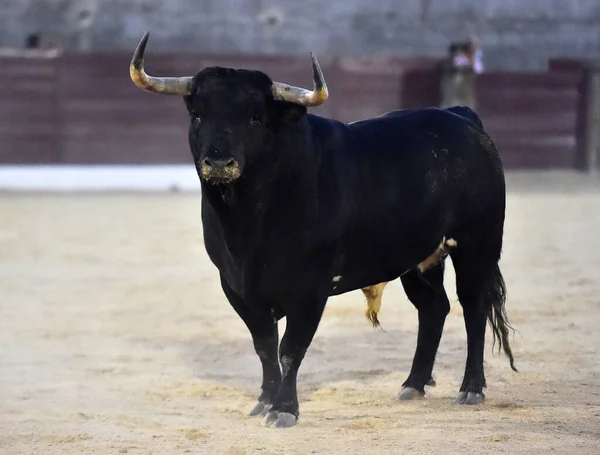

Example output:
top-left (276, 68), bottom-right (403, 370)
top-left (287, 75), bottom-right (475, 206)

top-left (129, 32), bottom-right (328, 184)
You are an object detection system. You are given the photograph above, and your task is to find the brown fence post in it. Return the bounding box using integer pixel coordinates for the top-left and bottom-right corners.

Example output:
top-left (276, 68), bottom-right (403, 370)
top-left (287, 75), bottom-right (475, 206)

top-left (576, 61), bottom-right (600, 172)
top-left (587, 62), bottom-right (600, 173)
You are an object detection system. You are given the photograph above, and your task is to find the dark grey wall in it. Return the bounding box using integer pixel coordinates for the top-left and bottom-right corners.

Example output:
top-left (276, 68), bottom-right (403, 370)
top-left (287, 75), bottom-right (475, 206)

top-left (2, 0), bottom-right (599, 69)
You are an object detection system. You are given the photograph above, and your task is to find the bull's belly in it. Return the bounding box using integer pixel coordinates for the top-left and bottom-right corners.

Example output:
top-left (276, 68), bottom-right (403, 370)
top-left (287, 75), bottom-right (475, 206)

top-left (328, 234), bottom-right (448, 296)
top-left (329, 249), bottom-right (414, 296)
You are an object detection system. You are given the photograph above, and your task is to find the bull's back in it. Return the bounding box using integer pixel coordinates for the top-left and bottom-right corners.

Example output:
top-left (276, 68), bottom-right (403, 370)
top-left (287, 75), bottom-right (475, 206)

top-left (313, 108), bottom-right (504, 292)
top-left (344, 107), bottom-right (500, 186)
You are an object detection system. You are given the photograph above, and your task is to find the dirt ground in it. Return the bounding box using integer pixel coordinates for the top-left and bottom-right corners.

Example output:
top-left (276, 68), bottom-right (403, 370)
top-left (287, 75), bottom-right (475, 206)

top-left (1, 171), bottom-right (599, 454)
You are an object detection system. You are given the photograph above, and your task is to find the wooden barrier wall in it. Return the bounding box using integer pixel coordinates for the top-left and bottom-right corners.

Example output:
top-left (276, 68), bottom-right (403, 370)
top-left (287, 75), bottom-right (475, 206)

top-left (476, 71), bottom-right (586, 169)
top-left (0, 51), bottom-right (593, 170)
top-left (0, 53), bottom-right (60, 163)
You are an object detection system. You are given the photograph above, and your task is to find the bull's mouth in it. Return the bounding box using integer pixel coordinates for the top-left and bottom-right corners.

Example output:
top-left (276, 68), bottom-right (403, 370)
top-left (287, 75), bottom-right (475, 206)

top-left (199, 161), bottom-right (242, 184)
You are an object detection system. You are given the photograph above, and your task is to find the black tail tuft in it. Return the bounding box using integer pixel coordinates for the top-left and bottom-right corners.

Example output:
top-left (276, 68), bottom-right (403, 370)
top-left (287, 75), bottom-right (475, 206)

top-left (486, 264), bottom-right (518, 372)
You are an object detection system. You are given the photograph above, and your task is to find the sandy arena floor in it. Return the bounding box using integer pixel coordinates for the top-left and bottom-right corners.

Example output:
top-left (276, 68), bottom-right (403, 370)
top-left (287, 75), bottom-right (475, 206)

top-left (1, 171), bottom-right (599, 454)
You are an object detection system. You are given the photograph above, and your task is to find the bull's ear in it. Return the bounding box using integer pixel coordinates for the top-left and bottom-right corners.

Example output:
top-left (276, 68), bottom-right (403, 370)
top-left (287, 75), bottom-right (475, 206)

top-left (275, 101), bottom-right (307, 126)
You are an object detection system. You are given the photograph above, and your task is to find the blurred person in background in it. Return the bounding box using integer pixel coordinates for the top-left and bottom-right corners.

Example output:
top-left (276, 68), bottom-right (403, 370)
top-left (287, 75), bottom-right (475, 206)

top-left (440, 36), bottom-right (482, 110)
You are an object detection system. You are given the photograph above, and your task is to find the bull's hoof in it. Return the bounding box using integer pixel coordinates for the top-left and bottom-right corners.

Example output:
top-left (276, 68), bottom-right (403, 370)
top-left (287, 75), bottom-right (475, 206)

top-left (248, 401), bottom-right (272, 417)
top-left (455, 391), bottom-right (485, 405)
top-left (273, 412), bottom-right (298, 428)
top-left (397, 386), bottom-right (425, 401)
top-left (262, 410), bottom-right (298, 428)
top-left (262, 410), bottom-right (279, 426)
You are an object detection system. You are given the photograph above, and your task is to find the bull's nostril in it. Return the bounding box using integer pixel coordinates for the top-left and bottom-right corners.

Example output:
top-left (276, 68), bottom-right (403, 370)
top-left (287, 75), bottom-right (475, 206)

top-left (202, 158), bottom-right (212, 167)
top-left (225, 158), bottom-right (235, 167)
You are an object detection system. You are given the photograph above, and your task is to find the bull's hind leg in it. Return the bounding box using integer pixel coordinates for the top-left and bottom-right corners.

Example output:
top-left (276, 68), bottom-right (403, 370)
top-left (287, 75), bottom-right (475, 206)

top-left (451, 247), bottom-right (516, 405)
top-left (397, 263), bottom-right (450, 400)
top-left (219, 275), bottom-right (281, 417)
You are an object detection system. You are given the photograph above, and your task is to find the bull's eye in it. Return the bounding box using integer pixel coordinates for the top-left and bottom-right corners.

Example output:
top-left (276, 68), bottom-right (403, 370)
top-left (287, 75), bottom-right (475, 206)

top-left (191, 113), bottom-right (201, 124)
top-left (250, 115), bottom-right (262, 125)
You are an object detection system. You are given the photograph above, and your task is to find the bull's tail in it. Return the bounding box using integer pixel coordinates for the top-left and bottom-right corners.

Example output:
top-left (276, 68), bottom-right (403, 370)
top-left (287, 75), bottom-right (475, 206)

top-left (487, 263), bottom-right (518, 372)
top-left (362, 282), bottom-right (388, 328)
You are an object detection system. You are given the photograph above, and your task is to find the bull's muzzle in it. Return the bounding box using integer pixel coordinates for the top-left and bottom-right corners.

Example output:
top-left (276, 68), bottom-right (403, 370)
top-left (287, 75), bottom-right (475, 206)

top-left (199, 157), bottom-right (242, 184)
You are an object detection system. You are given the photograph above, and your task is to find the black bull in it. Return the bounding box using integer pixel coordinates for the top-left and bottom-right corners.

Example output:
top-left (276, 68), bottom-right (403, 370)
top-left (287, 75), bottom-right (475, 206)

top-left (130, 33), bottom-right (516, 428)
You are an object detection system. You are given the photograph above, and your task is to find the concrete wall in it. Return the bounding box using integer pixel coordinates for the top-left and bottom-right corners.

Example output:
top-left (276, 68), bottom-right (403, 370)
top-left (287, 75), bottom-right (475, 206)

top-left (1, 0), bottom-right (599, 69)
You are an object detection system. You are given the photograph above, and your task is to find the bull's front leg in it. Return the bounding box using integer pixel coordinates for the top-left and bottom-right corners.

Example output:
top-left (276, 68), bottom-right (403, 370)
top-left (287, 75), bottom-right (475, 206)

top-left (247, 320), bottom-right (281, 417)
top-left (219, 275), bottom-right (281, 416)
top-left (262, 287), bottom-right (328, 428)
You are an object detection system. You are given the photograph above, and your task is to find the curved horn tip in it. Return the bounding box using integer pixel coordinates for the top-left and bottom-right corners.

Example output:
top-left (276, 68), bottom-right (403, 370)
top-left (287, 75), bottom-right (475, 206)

top-left (139, 31), bottom-right (150, 51)
top-left (309, 52), bottom-right (320, 68)
top-left (309, 52), bottom-right (327, 97)
top-left (131, 32), bottom-right (150, 67)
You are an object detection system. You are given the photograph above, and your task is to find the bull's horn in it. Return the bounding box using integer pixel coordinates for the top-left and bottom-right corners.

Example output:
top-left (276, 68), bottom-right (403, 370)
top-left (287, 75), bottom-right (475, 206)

top-left (130, 32), bottom-right (193, 95)
top-left (271, 52), bottom-right (328, 106)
